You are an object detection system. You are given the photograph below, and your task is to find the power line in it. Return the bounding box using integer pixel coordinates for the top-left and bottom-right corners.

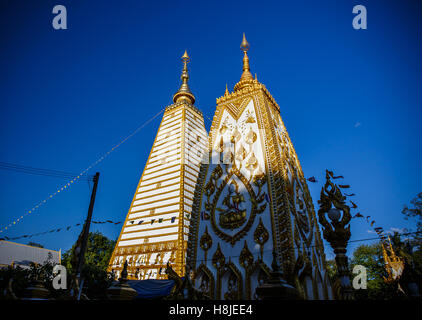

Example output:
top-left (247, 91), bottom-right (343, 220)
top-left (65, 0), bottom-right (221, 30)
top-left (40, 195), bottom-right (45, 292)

top-left (0, 219), bottom-right (123, 241)
top-left (0, 107), bottom-right (166, 234)
top-left (0, 161), bottom-right (94, 181)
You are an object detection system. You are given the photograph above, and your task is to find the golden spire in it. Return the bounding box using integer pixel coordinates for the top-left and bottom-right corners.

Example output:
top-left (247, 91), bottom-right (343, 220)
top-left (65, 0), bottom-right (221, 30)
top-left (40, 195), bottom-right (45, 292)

top-left (234, 33), bottom-right (255, 91)
top-left (240, 33), bottom-right (253, 81)
top-left (224, 84), bottom-right (229, 96)
top-left (173, 50), bottom-right (195, 104)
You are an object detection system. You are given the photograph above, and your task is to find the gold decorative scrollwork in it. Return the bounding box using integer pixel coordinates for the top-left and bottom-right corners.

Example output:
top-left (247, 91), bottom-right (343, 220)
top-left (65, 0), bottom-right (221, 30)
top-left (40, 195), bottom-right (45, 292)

top-left (216, 137), bottom-right (224, 153)
top-left (245, 152), bottom-right (258, 172)
top-left (224, 272), bottom-right (240, 300)
top-left (230, 128), bottom-right (241, 144)
top-left (219, 261), bottom-right (243, 300)
top-left (239, 240), bottom-right (254, 270)
top-left (245, 127), bottom-right (257, 145)
top-left (206, 167), bottom-right (267, 246)
top-left (217, 180), bottom-right (246, 230)
top-left (195, 263), bottom-right (215, 298)
top-left (219, 120), bottom-right (228, 135)
top-left (199, 226), bottom-right (212, 262)
top-left (212, 243), bottom-right (225, 269)
top-left (245, 110), bottom-right (256, 124)
top-left (254, 217), bottom-right (269, 259)
top-left (235, 144), bottom-right (247, 162)
top-left (211, 164), bottom-right (223, 182)
top-left (223, 151), bottom-right (234, 165)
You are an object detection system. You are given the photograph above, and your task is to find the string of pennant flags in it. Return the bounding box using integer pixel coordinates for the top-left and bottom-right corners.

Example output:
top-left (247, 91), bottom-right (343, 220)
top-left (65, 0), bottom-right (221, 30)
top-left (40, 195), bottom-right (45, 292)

top-left (0, 173), bottom-right (96, 235)
top-left (307, 170), bottom-right (391, 244)
top-left (1, 213), bottom-right (186, 242)
top-left (0, 107), bottom-right (166, 235)
top-left (0, 219), bottom-right (123, 242)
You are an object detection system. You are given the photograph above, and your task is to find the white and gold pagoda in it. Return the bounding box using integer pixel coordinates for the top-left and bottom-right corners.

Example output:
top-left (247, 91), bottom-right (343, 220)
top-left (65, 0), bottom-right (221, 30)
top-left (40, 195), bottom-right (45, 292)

top-left (108, 51), bottom-right (208, 280)
top-left (186, 34), bottom-right (333, 299)
top-left (109, 36), bottom-right (333, 300)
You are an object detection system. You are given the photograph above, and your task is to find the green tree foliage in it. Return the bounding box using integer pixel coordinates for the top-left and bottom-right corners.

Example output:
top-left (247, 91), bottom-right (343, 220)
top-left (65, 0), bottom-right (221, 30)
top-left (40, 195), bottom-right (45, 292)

top-left (348, 234), bottom-right (422, 300)
top-left (0, 253), bottom-right (65, 299)
top-left (402, 192), bottom-right (422, 243)
top-left (61, 231), bottom-right (116, 299)
top-left (400, 192), bottom-right (422, 293)
top-left (324, 259), bottom-right (337, 284)
top-left (27, 242), bottom-right (44, 248)
top-left (349, 243), bottom-right (399, 300)
top-left (1, 232), bottom-right (116, 300)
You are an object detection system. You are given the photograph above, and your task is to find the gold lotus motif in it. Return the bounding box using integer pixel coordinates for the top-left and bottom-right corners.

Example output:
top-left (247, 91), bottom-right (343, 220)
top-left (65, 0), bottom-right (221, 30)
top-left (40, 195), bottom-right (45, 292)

top-left (230, 128), bottom-right (241, 144)
top-left (239, 240), bottom-right (254, 269)
top-left (245, 110), bottom-right (256, 124)
top-left (219, 123), bottom-right (228, 135)
top-left (254, 218), bottom-right (269, 259)
top-left (215, 137), bottom-right (224, 153)
top-left (200, 226), bottom-right (213, 254)
top-left (246, 153), bottom-right (258, 171)
top-left (212, 243), bottom-right (225, 269)
top-left (245, 128), bottom-right (257, 145)
top-left (235, 145), bottom-right (247, 161)
top-left (223, 151), bottom-right (234, 164)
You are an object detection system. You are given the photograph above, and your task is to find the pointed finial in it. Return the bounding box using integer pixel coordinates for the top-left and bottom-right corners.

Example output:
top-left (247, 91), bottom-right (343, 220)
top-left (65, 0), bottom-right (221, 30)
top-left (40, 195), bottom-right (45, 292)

top-left (225, 83), bottom-right (229, 96)
top-left (234, 33), bottom-right (254, 91)
top-left (181, 50), bottom-right (190, 63)
top-left (173, 50), bottom-right (195, 104)
top-left (240, 33), bottom-right (250, 53)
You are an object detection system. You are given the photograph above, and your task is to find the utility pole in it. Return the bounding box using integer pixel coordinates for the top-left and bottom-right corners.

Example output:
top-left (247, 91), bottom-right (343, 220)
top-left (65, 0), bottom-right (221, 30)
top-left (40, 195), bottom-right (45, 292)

top-left (73, 172), bottom-right (100, 299)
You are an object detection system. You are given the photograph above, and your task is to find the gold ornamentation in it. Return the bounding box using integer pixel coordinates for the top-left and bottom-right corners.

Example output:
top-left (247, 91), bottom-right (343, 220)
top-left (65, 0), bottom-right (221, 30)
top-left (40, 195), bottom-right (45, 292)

top-left (211, 164), bottom-right (223, 182)
top-left (234, 33), bottom-right (254, 91)
top-left (223, 151), bottom-right (234, 165)
top-left (230, 128), bottom-right (241, 144)
top-left (245, 110), bottom-right (256, 124)
top-left (382, 237), bottom-right (404, 284)
top-left (219, 119), bottom-right (229, 135)
top-left (215, 136), bottom-right (224, 153)
top-left (195, 263), bottom-right (215, 298)
top-left (205, 181), bottom-right (215, 199)
top-left (218, 261), bottom-right (243, 300)
top-left (246, 261), bottom-right (271, 299)
top-left (239, 240), bottom-right (254, 270)
top-left (254, 217), bottom-right (269, 259)
top-left (217, 180), bottom-right (247, 230)
top-left (212, 243), bottom-right (225, 269)
top-left (235, 144), bottom-right (247, 162)
top-left (224, 272), bottom-right (240, 300)
top-left (185, 40), bottom-right (331, 298)
top-left (245, 152), bottom-right (258, 172)
top-left (206, 167), bottom-right (267, 246)
top-left (199, 226), bottom-right (212, 262)
top-left (245, 127), bottom-right (257, 145)
top-left (173, 50), bottom-right (196, 105)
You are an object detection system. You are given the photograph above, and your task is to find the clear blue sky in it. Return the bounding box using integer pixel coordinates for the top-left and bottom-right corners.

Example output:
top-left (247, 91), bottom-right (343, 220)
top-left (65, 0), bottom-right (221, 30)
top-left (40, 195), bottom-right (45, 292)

top-left (0, 0), bottom-right (421, 260)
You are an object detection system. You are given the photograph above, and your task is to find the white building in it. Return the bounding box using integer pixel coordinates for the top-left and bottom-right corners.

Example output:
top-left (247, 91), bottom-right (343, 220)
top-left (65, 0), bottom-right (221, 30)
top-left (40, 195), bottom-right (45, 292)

top-left (0, 240), bottom-right (61, 269)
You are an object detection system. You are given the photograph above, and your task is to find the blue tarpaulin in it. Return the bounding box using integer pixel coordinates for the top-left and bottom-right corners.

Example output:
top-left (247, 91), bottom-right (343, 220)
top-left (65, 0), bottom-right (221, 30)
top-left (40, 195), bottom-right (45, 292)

top-left (127, 279), bottom-right (179, 299)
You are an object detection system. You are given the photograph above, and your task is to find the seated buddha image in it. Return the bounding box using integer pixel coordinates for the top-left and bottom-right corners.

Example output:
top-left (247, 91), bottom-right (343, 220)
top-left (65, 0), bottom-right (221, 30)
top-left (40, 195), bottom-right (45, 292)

top-left (217, 180), bottom-right (247, 230)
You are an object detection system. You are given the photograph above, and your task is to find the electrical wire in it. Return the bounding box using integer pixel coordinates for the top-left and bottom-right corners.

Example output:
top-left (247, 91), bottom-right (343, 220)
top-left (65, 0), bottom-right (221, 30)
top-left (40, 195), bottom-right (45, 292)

top-left (0, 107), bottom-right (166, 234)
top-left (0, 161), bottom-right (94, 181)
